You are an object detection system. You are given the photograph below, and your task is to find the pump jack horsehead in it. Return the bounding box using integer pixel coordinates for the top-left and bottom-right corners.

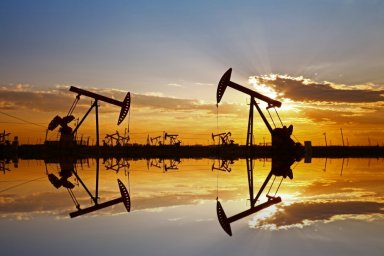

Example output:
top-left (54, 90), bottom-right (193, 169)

top-left (48, 86), bottom-right (131, 147)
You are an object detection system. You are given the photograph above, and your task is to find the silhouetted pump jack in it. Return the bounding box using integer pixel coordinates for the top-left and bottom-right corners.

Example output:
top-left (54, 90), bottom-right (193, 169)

top-left (217, 68), bottom-right (303, 156)
top-left (164, 132), bottom-right (181, 146)
top-left (69, 178), bottom-right (130, 218)
top-left (211, 159), bottom-right (234, 172)
top-left (212, 132), bottom-right (234, 145)
top-left (217, 156), bottom-right (295, 236)
top-left (150, 135), bottom-right (162, 146)
top-left (47, 159), bottom-right (130, 218)
top-left (47, 86), bottom-right (130, 147)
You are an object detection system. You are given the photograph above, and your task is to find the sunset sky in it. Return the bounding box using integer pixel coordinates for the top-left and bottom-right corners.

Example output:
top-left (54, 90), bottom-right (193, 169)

top-left (1, 0), bottom-right (384, 145)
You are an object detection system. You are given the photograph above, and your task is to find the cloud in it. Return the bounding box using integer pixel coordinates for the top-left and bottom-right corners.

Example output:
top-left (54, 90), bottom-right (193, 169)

top-left (248, 75), bottom-right (384, 126)
top-left (0, 84), bottom-right (75, 112)
top-left (0, 186), bottom-right (220, 219)
top-left (0, 191), bottom-right (74, 217)
top-left (252, 75), bottom-right (384, 103)
top-left (299, 105), bottom-right (384, 125)
top-left (0, 84), bottom-right (245, 118)
top-left (254, 200), bottom-right (384, 229)
top-left (167, 83), bottom-right (184, 88)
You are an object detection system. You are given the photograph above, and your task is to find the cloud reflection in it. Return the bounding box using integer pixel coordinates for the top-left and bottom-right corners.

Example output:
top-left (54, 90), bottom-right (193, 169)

top-left (252, 200), bottom-right (384, 230)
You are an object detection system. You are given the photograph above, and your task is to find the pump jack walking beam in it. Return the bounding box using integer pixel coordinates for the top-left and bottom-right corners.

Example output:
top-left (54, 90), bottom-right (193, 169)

top-left (217, 68), bottom-right (281, 108)
top-left (69, 86), bottom-right (130, 147)
top-left (217, 68), bottom-right (280, 147)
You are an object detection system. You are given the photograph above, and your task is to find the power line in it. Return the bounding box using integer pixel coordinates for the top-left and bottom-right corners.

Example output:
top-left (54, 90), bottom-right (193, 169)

top-left (0, 111), bottom-right (46, 128)
top-left (0, 176), bottom-right (46, 194)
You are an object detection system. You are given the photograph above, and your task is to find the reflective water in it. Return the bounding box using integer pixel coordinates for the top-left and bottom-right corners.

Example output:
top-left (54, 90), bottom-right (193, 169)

top-left (1, 157), bottom-right (383, 256)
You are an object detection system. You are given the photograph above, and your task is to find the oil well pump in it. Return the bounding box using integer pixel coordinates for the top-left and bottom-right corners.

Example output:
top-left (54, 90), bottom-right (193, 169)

top-left (149, 158), bottom-right (181, 172)
top-left (150, 135), bottom-right (162, 146)
top-left (217, 68), bottom-right (302, 155)
top-left (211, 159), bottom-right (234, 172)
top-left (47, 159), bottom-right (130, 218)
top-left (0, 130), bottom-right (11, 145)
top-left (164, 132), bottom-right (181, 146)
top-left (47, 86), bottom-right (130, 147)
top-left (211, 132), bottom-right (234, 145)
top-left (217, 156), bottom-right (295, 236)
top-left (103, 157), bottom-right (130, 174)
top-left (103, 129), bottom-right (130, 147)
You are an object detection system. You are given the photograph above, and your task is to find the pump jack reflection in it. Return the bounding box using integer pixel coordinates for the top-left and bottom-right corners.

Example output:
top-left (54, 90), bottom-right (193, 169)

top-left (216, 155), bottom-right (295, 236)
top-left (47, 158), bottom-right (130, 218)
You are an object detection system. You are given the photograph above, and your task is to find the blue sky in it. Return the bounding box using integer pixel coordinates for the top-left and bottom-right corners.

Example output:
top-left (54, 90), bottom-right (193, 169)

top-left (1, 0), bottom-right (384, 145)
top-left (1, 0), bottom-right (384, 98)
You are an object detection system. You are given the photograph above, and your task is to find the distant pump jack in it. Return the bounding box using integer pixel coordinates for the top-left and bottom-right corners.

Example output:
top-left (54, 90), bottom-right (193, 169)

top-left (164, 132), bottom-right (181, 146)
top-left (150, 135), bottom-right (162, 146)
top-left (212, 132), bottom-right (234, 145)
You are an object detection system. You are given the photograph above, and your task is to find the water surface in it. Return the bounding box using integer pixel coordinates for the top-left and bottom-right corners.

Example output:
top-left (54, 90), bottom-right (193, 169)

top-left (1, 158), bottom-right (383, 256)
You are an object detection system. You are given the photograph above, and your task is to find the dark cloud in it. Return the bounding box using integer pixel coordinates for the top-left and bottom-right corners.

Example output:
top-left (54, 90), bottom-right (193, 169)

top-left (256, 76), bottom-right (384, 103)
top-left (256, 201), bottom-right (384, 228)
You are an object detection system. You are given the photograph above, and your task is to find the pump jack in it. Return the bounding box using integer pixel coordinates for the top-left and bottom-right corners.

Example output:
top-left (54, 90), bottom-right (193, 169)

top-left (104, 129), bottom-right (130, 147)
top-left (103, 157), bottom-right (130, 174)
top-left (212, 132), bottom-right (234, 145)
top-left (47, 86), bottom-right (130, 147)
top-left (149, 158), bottom-right (181, 172)
top-left (0, 130), bottom-right (11, 145)
top-left (164, 132), bottom-right (181, 146)
top-left (164, 158), bottom-right (181, 172)
top-left (217, 68), bottom-right (302, 156)
top-left (150, 136), bottom-right (162, 146)
top-left (211, 159), bottom-right (234, 172)
top-left (47, 158), bottom-right (130, 218)
top-left (217, 155), bottom-right (295, 236)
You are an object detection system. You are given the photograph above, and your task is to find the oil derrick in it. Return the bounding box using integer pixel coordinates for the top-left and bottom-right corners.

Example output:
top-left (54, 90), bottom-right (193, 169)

top-left (149, 135), bottom-right (162, 146)
top-left (211, 132), bottom-right (234, 145)
top-left (216, 68), bottom-right (303, 157)
top-left (164, 132), bottom-right (181, 146)
top-left (47, 86), bottom-right (130, 147)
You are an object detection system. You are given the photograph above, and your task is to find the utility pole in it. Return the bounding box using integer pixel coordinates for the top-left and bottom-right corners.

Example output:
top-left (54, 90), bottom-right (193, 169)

top-left (323, 132), bottom-right (327, 147)
top-left (340, 128), bottom-right (345, 147)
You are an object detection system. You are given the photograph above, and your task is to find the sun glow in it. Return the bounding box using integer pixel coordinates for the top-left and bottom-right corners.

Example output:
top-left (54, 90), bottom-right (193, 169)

top-left (248, 75), bottom-right (300, 112)
top-left (248, 76), bottom-right (280, 100)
